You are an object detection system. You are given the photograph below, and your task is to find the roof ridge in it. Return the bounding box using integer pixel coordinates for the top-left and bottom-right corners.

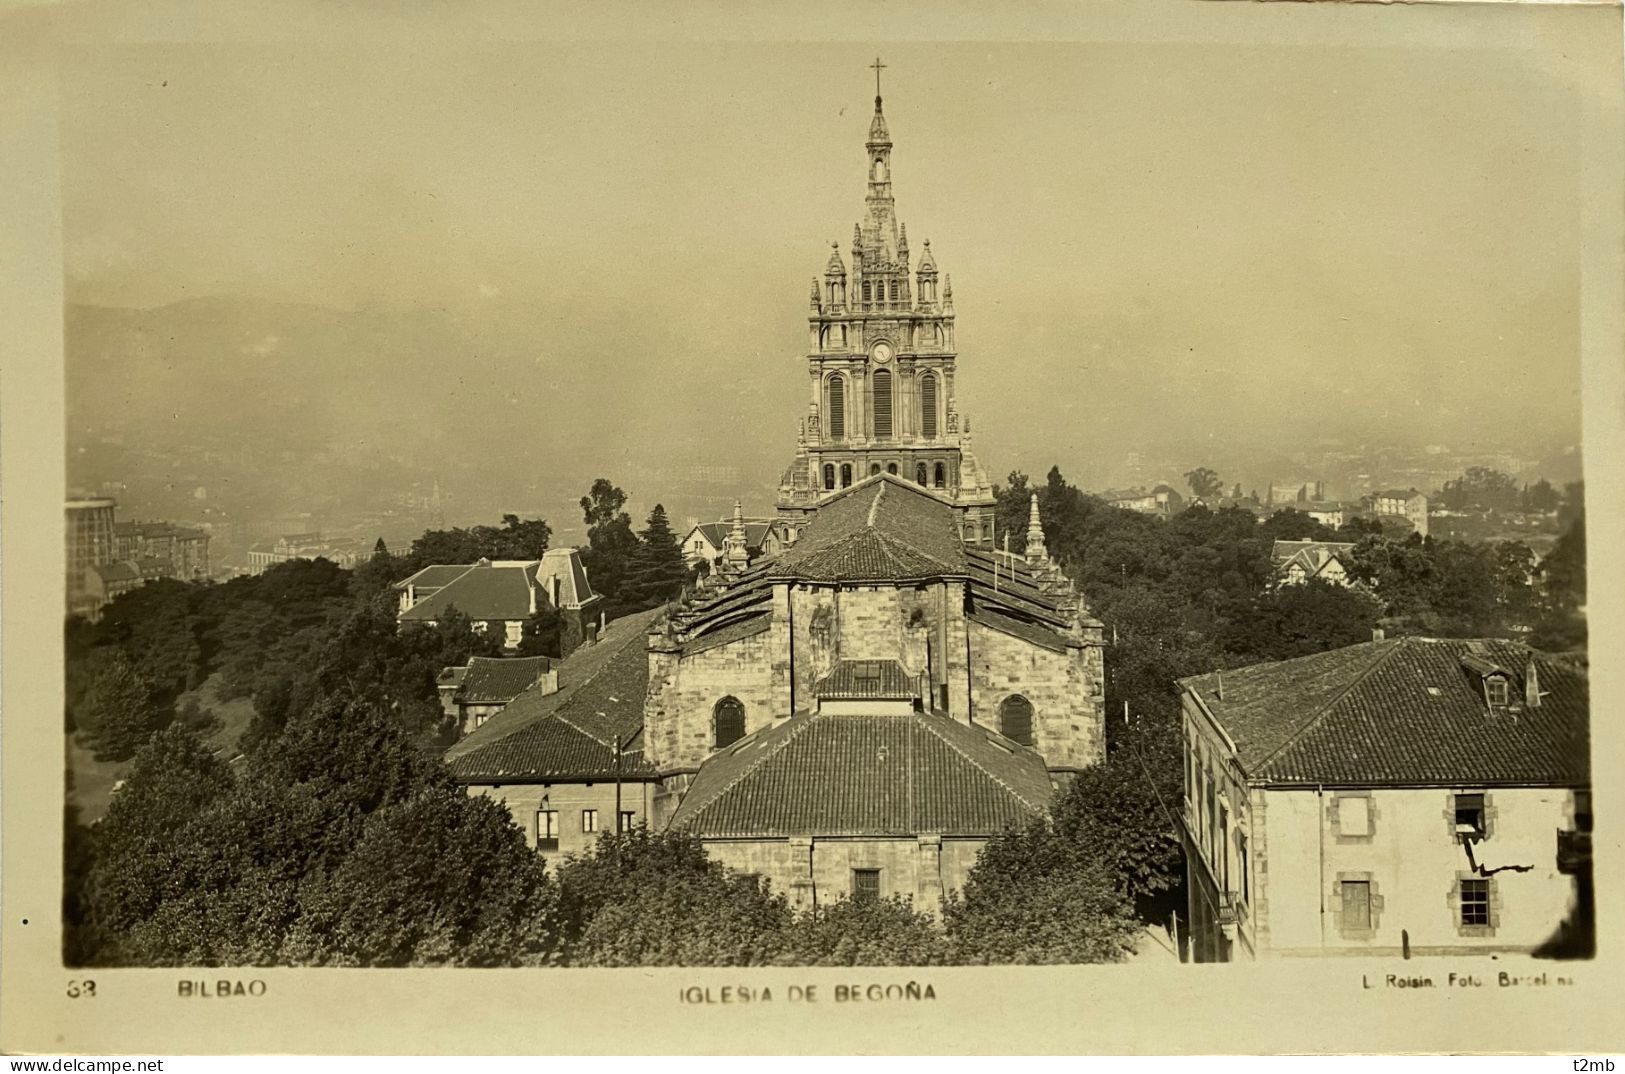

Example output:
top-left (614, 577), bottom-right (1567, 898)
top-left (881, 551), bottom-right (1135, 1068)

top-left (914, 711), bottom-right (1049, 814)
top-left (1249, 638), bottom-right (1403, 778)
top-left (675, 712), bottom-right (824, 828)
top-left (871, 527), bottom-right (957, 572)
top-left (867, 480), bottom-right (885, 528)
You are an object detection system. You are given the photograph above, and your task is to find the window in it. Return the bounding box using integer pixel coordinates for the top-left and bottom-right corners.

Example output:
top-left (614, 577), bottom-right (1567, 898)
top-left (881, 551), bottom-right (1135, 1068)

top-left (714, 696), bottom-right (746, 748)
top-left (998, 695), bottom-right (1034, 746)
top-left (916, 463), bottom-right (928, 485)
top-left (1238, 831), bottom-right (1250, 904)
top-left (852, 868), bottom-right (881, 902)
top-left (828, 376), bottom-right (846, 440)
top-left (886, 462), bottom-right (898, 475)
top-left (862, 281), bottom-right (871, 304)
top-left (1341, 880), bottom-right (1372, 930)
top-left (934, 462), bottom-right (946, 488)
top-left (1454, 793), bottom-right (1486, 838)
top-left (920, 374), bottom-right (938, 438)
top-left (619, 811), bottom-right (636, 834)
top-left (873, 369), bottom-right (893, 438)
top-left (1460, 879), bottom-right (1490, 927)
top-left (581, 809), bottom-right (598, 834)
top-left (841, 464), bottom-right (852, 488)
top-left (536, 810), bottom-right (559, 851)
top-left (823, 464), bottom-right (835, 491)
top-left (1485, 676), bottom-right (1509, 707)
top-left (1338, 796), bottom-right (1371, 838)
top-left (852, 663), bottom-right (883, 693)
top-left (869, 463), bottom-right (881, 476)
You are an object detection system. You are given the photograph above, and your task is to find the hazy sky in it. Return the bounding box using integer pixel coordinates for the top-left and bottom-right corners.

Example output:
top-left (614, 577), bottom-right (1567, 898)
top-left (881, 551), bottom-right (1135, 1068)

top-left (55, 2), bottom-right (1606, 503)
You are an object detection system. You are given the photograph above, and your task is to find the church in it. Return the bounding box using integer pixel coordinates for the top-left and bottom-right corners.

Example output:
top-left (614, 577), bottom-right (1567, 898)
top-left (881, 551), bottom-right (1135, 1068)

top-left (450, 70), bottom-right (1107, 911)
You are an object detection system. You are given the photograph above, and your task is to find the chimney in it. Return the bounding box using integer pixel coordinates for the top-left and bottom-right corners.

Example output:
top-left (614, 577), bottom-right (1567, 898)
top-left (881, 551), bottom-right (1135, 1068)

top-left (1525, 657), bottom-right (1542, 708)
top-left (1372, 627), bottom-right (1385, 642)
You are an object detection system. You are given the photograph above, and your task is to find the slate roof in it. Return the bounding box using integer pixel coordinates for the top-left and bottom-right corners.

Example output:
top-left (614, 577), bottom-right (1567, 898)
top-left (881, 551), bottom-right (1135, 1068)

top-left (536, 548), bottom-right (599, 609)
top-left (688, 520), bottom-right (777, 555)
top-left (772, 474), bottom-right (966, 582)
top-left (445, 608), bottom-right (664, 782)
top-left (668, 708), bottom-right (1053, 838)
top-left (1179, 637), bottom-right (1590, 787)
top-left (399, 562), bottom-right (536, 622)
top-left (812, 659), bottom-right (919, 699)
top-left (397, 564), bottom-right (477, 591)
top-left (457, 656), bottom-right (551, 704)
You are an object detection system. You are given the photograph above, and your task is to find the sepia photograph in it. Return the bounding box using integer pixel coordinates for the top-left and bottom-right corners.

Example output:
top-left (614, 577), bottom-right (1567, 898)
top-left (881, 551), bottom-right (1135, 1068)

top-left (3, 0), bottom-right (1623, 1057)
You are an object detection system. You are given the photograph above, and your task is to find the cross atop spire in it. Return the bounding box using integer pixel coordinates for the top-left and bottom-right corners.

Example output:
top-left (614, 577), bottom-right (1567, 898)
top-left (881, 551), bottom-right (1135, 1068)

top-left (870, 56), bottom-right (886, 109)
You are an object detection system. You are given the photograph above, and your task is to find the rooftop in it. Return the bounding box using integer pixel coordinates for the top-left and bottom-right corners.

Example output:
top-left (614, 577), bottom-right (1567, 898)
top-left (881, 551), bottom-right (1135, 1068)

top-left (668, 707), bottom-right (1053, 838)
top-left (445, 608), bottom-right (665, 782)
top-left (456, 655), bottom-right (551, 704)
top-left (1179, 637), bottom-right (1589, 786)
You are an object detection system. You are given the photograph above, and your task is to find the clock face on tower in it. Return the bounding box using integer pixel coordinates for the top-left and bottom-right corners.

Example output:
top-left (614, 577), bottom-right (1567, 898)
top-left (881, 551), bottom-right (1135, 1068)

top-left (871, 341), bottom-right (892, 365)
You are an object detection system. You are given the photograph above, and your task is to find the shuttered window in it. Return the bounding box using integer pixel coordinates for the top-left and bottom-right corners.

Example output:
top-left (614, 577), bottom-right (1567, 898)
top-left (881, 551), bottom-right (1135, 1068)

top-left (920, 374), bottom-right (938, 438)
top-left (873, 370), bottom-right (893, 439)
top-left (852, 869), bottom-right (881, 902)
top-left (828, 376), bottom-right (846, 440)
top-left (1341, 880), bottom-right (1371, 929)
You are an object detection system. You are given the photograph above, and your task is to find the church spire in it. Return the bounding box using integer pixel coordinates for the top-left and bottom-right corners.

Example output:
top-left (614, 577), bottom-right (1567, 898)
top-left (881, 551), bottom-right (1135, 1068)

top-left (1025, 493), bottom-right (1048, 566)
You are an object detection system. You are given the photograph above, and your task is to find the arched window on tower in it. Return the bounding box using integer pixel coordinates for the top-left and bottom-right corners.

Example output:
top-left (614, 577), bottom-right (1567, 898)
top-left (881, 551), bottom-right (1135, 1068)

top-left (862, 281), bottom-right (872, 305)
top-left (840, 464), bottom-right (852, 488)
top-left (934, 462), bottom-right (946, 488)
top-left (827, 375), bottom-right (846, 441)
top-left (869, 463), bottom-right (881, 476)
top-left (873, 369), bottom-right (893, 439)
top-left (713, 696), bottom-right (746, 749)
top-left (887, 462), bottom-right (898, 475)
top-left (915, 462), bottom-right (928, 485)
top-left (823, 464), bottom-right (835, 491)
top-left (919, 374), bottom-right (938, 439)
top-left (999, 695), bottom-right (1035, 747)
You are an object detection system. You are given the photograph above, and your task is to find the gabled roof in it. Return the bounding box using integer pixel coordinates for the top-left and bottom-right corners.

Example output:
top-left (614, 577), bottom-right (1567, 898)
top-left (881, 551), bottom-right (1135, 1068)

top-left (812, 659), bottom-right (919, 700)
top-left (395, 564), bottom-right (475, 591)
top-left (445, 608), bottom-right (664, 782)
top-left (772, 474), bottom-right (965, 582)
top-left (1179, 637), bottom-right (1590, 786)
top-left (668, 708), bottom-right (1052, 838)
top-left (457, 655), bottom-right (551, 704)
top-left (1271, 539), bottom-right (1355, 566)
top-left (398, 561), bottom-right (536, 622)
top-left (687, 520), bottom-right (778, 555)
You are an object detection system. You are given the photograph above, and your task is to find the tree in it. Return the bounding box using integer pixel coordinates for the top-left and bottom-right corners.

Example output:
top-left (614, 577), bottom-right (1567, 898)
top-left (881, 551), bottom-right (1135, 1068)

top-left (1183, 467), bottom-right (1223, 500)
top-left (780, 896), bottom-right (947, 966)
top-left (578, 479), bottom-right (640, 608)
top-left (1231, 483), bottom-right (1243, 501)
top-left (288, 788), bottom-right (558, 966)
top-left (1441, 467), bottom-right (1520, 512)
top-left (1522, 478), bottom-right (1559, 513)
top-left (621, 504), bottom-right (690, 610)
top-left (554, 829), bottom-right (791, 966)
top-left (943, 822), bottom-right (1141, 964)
top-left (81, 652), bottom-right (165, 762)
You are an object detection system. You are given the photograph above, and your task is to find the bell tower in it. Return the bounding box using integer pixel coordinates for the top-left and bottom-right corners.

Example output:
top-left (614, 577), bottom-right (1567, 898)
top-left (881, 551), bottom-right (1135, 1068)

top-left (776, 61), bottom-right (997, 544)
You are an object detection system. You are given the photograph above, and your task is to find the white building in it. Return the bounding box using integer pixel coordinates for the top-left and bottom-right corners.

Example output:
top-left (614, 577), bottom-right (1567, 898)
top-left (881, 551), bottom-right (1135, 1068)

top-left (1178, 637), bottom-right (1590, 961)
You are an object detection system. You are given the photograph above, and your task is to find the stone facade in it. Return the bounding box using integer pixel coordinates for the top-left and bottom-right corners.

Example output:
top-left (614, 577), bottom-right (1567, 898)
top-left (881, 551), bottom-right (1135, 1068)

top-left (775, 86), bottom-right (996, 544)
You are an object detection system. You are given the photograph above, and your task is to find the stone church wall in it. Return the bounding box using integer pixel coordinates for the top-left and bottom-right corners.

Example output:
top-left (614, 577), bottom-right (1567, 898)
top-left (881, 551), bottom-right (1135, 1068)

top-left (966, 619), bottom-right (1104, 772)
top-left (645, 629), bottom-right (777, 774)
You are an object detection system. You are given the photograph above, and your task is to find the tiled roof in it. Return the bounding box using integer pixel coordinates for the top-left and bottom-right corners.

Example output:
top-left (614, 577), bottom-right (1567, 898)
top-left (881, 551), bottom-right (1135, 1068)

top-left (1179, 637), bottom-right (1590, 786)
top-left (812, 659), bottom-right (919, 699)
top-left (668, 708), bottom-right (1053, 838)
top-left (399, 562), bottom-right (536, 622)
top-left (437, 665), bottom-right (469, 689)
top-left (773, 475), bottom-right (965, 582)
top-left (457, 655), bottom-right (551, 704)
top-left (1270, 539), bottom-right (1355, 566)
top-left (445, 608), bottom-right (665, 781)
top-left (684, 611), bottom-right (772, 657)
top-left (395, 564), bottom-right (476, 591)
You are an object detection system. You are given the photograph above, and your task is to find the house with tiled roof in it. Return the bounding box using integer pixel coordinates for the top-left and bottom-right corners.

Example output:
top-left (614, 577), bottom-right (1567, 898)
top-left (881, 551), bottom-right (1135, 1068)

top-left (1270, 539), bottom-right (1356, 587)
top-left (436, 654), bottom-right (554, 736)
top-left (445, 608), bottom-right (665, 861)
top-left (1177, 637), bottom-right (1591, 962)
top-left (395, 547), bottom-right (600, 655)
top-left (642, 473), bottom-right (1106, 908)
